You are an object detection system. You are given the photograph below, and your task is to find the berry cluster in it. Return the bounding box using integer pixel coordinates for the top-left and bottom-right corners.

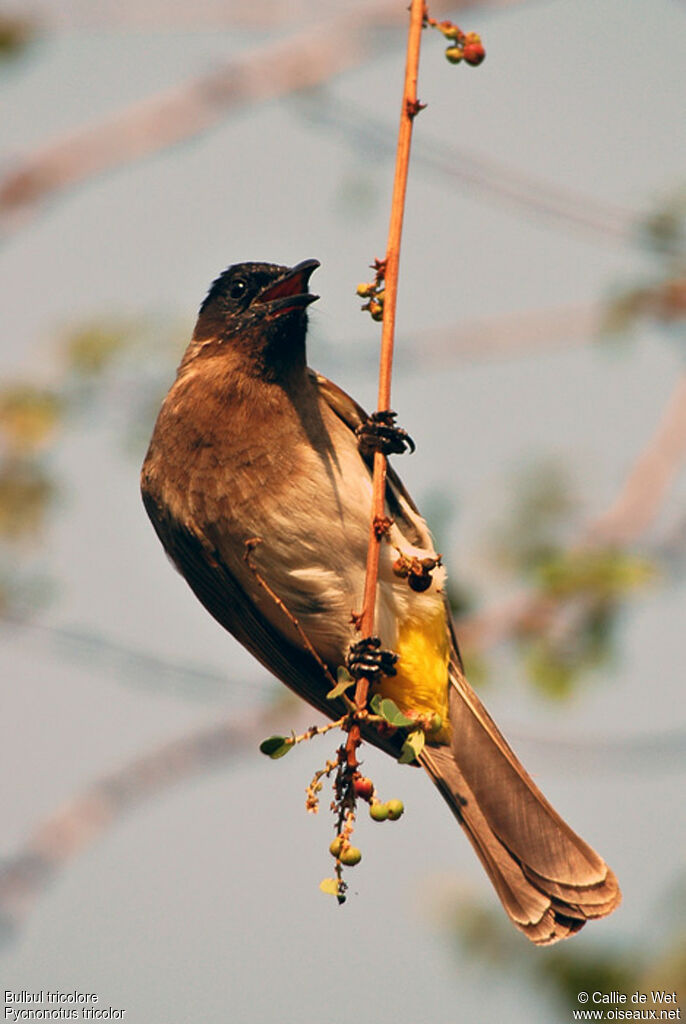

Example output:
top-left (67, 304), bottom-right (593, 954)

top-left (425, 16), bottom-right (486, 67)
top-left (356, 257), bottom-right (387, 322)
top-left (354, 774), bottom-right (405, 822)
top-left (392, 552), bottom-right (442, 593)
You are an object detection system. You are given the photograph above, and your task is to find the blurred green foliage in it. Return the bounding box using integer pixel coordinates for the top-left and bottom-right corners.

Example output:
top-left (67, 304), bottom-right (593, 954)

top-left (0, 13), bottom-right (35, 61)
top-left (0, 320), bottom-right (152, 614)
top-left (64, 323), bottom-right (131, 378)
top-left (0, 459), bottom-right (56, 539)
top-left (0, 386), bottom-right (62, 452)
top-left (604, 190), bottom-right (685, 342)
top-left (443, 883), bottom-right (684, 1018)
top-left (534, 548), bottom-right (654, 599)
top-left (521, 548), bottom-right (656, 698)
top-left (490, 461), bottom-right (577, 575)
top-left (474, 462), bottom-right (658, 700)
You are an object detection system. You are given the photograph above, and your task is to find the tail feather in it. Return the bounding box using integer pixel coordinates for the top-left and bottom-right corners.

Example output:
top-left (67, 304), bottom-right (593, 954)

top-left (419, 667), bottom-right (621, 945)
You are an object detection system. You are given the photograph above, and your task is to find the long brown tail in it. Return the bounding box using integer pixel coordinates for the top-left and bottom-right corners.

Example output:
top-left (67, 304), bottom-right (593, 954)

top-left (420, 666), bottom-right (621, 945)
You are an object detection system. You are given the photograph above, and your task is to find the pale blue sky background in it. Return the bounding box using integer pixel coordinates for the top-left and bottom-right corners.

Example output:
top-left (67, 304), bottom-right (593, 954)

top-left (1, 1), bottom-right (685, 1021)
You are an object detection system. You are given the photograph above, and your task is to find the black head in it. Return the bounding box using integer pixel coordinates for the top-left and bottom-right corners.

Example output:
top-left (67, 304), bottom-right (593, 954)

top-left (187, 259), bottom-right (320, 379)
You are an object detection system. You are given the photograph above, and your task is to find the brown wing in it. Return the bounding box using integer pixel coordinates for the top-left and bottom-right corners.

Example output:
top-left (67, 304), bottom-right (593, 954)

top-left (141, 485), bottom-right (405, 758)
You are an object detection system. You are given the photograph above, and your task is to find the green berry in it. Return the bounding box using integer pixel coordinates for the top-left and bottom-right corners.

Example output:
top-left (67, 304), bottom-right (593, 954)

top-left (386, 799), bottom-right (405, 821)
top-left (427, 713), bottom-right (443, 734)
top-left (329, 836), bottom-right (344, 858)
top-left (445, 46), bottom-right (463, 64)
top-left (369, 802), bottom-right (389, 822)
top-left (339, 846), bottom-right (362, 866)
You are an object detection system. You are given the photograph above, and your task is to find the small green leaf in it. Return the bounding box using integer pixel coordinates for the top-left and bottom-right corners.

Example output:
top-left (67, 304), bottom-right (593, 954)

top-left (319, 877), bottom-right (340, 896)
top-left (398, 729), bottom-right (425, 764)
top-left (259, 735), bottom-right (293, 759)
top-left (327, 667), bottom-right (356, 701)
top-left (369, 694), bottom-right (383, 714)
top-left (379, 697), bottom-right (415, 728)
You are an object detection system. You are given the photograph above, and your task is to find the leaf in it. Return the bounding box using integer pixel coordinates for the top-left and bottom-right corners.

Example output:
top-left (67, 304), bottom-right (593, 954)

top-left (259, 735), bottom-right (293, 759)
top-left (377, 697), bottom-right (415, 728)
top-left (398, 729), bottom-right (425, 764)
top-left (327, 666), bottom-right (356, 701)
top-left (319, 878), bottom-right (340, 896)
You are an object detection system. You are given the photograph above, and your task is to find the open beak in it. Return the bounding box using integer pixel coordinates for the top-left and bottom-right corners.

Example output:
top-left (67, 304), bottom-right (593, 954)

top-left (255, 259), bottom-right (320, 318)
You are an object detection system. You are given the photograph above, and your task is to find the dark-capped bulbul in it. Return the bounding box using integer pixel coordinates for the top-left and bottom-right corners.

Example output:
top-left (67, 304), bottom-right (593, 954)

top-left (141, 259), bottom-right (621, 943)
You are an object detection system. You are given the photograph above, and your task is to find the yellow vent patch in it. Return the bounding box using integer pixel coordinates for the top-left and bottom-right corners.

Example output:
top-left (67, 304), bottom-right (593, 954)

top-left (375, 605), bottom-right (451, 740)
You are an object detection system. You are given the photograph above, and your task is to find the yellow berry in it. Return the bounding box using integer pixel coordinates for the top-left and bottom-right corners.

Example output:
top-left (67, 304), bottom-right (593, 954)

top-left (370, 802), bottom-right (389, 822)
top-left (445, 46), bottom-right (463, 64)
top-left (339, 846), bottom-right (362, 866)
top-left (386, 799), bottom-right (404, 821)
top-left (439, 22), bottom-right (460, 40)
top-left (329, 836), bottom-right (344, 858)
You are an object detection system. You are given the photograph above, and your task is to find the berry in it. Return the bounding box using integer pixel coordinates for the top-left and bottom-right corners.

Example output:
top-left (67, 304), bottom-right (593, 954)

top-left (427, 713), bottom-right (443, 734)
top-left (439, 21), bottom-right (460, 41)
top-left (463, 40), bottom-right (485, 66)
top-left (369, 301), bottom-right (383, 321)
top-left (370, 802), bottom-right (389, 822)
top-left (329, 836), bottom-right (344, 858)
top-left (408, 571), bottom-right (432, 592)
top-left (339, 846), bottom-right (362, 866)
top-left (356, 282), bottom-right (375, 298)
top-left (392, 557), bottom-right (410, 578)
top-left (386, 799), bottom-right (405, 821)
top-left (445, 46), bottom-right (463, 64)
top-left (354, 776), bottom-right (374, 800)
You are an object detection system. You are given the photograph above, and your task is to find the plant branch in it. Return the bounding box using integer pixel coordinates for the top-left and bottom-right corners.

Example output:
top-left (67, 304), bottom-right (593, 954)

top-left (347, 0), bottom-right (426, 764)
top-left (583, 372), bottom-right (686, 547)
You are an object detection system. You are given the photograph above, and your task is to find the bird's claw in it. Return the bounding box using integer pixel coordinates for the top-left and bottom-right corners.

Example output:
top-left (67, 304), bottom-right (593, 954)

top-left (355, 411), bottom-right (415, 458)
top-left (346, 636), bottom-right (398, 680)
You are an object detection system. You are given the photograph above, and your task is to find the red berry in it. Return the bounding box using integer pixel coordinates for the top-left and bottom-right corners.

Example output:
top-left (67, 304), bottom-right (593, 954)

top-left (354, 776), bottom-right (374, 800)
top-left (463, 41), bottom-right (485, 66)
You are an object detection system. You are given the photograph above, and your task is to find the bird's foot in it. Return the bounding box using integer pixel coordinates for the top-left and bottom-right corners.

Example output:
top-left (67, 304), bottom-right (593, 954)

top-left (355, 411), bottom-right (415, 458)
top-left (346, 636), bottom-right (398, 680)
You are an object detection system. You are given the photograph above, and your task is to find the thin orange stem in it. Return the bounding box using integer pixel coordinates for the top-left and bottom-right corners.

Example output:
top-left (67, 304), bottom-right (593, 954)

top-left (347, 0), bottom-right (425, 761)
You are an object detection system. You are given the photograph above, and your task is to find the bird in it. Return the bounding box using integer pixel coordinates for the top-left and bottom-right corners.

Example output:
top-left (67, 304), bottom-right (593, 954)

top-left (141, 258), bottom-right (621, 944)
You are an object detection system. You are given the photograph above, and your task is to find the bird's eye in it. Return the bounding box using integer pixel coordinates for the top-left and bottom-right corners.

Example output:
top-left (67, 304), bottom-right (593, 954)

top-left (229, 279), bottom-right (247, 300)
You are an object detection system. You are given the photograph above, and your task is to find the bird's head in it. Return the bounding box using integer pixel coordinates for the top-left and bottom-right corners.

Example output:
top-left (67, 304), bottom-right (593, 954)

top-left (184, 259), bottom-right (320, 379)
